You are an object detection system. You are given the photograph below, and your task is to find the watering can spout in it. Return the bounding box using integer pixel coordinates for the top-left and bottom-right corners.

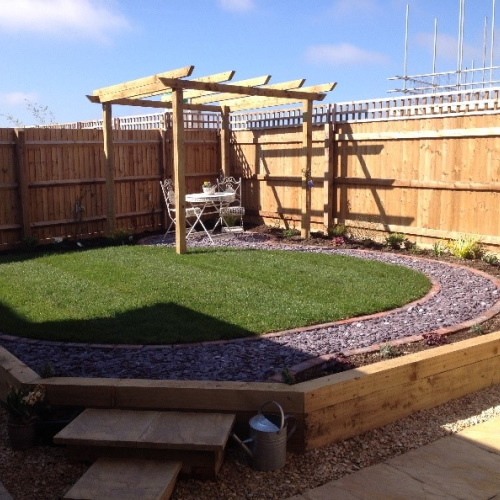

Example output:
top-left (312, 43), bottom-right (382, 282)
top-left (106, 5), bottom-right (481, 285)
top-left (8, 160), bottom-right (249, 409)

top-left (231, 432), bottom-right (253, 458)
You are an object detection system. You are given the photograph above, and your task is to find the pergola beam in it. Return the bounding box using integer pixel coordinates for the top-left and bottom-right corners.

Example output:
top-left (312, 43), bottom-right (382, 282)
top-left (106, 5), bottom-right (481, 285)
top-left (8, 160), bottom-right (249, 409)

top-left (159, 77), bottom-right (328, 102)
top-left (180, 75), bottom-right (271, 101)
top-left (189, 79), bottom-right (306, 105)
top-left (225, 83), bottom-right (338, 112)
top-left (94, 66), bottom-right (194, 102)
top-left (87, 95), bottom-right (221, 113)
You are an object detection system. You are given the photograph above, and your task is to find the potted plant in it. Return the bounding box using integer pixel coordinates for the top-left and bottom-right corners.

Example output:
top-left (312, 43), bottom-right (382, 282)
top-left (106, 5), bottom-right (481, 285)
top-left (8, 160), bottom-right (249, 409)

top-left (202, 181), bottom-right (216, 194)
top-left (1, 385), bottom-right (46, 449)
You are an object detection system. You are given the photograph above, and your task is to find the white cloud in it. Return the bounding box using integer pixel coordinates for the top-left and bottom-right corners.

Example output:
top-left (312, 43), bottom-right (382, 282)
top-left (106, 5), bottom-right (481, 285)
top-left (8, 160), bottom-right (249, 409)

top-left (0, 91), bottom-right (37, 106)
top-left (0, 0), bottom-right (130, 42)
top-left (305, 43), bottom-right (390, 67)
top-left (218, 0), bottom-right (255, 13)
top-left (415, 32), bottom-right (482, 64)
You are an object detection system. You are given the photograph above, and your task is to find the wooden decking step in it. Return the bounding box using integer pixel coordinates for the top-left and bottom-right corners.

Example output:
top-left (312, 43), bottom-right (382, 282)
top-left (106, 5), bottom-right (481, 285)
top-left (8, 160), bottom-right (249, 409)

top-left (54, 408), bottom-right (236, 478)
top-left (63, 457), bottom-right (181, 500)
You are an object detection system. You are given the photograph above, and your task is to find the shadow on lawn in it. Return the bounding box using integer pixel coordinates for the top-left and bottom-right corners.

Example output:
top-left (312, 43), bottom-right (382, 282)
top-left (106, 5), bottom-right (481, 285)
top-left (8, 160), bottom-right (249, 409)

top-left (0, 301), bottom-right (257, 345)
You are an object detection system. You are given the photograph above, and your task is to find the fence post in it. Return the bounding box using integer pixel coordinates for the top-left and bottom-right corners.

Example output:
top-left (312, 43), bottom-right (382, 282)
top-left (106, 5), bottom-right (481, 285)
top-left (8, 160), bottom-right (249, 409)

top-left (323, 123), bottom-right (334, 232)
top-left (13, 129), bottom-right (32, 239)
top-left (102, 103), bottom-right (116, 234)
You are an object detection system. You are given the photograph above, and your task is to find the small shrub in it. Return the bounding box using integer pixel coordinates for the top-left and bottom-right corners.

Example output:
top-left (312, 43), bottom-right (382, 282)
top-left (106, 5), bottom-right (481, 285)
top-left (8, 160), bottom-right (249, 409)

top-left (379, 343), bottom-right (397, 358)
top-left (38, 361), bottom-right (56, 378)
top-left (469, 323), bottom-right (485, 335)
top-left (482, 253), bottom-right (499, 266)
top-left (107, 228), bottom-right (134, 246)
top-left (281, 367), bottom-right (296, 385)
top-left (432, 241), bottom-right (446, 257)
top-left (282, 224), bottom-right (299, 239)
top-left (385, 232), bottom-right (407, 250)
top-left (446, 234), bottom-right (483, 260)
top-left (327, 223), bottom-right (346, 237)
top-left (20, 236), bottom-right (38, 252)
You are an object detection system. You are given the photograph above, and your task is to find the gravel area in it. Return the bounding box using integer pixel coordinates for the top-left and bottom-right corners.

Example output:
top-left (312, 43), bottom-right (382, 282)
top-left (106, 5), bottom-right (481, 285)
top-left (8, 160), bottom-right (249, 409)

top-left (0, 232), bottom-right (498, 382)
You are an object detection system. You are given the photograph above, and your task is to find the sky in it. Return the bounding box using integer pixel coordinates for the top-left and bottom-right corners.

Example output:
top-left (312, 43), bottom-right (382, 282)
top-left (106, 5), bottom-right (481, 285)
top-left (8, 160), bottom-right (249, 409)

top-left (1, 0), bottom-right (498, 127)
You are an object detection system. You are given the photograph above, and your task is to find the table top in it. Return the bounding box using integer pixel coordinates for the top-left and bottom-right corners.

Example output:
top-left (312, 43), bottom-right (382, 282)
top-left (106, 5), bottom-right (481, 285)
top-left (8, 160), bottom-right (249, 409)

top-left (186, 192), bottom-right (235, 203)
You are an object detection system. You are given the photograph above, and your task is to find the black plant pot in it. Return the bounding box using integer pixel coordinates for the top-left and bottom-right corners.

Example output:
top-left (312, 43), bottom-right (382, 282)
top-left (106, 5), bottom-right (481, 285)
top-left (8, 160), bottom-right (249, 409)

top-left (34, 407), bottom-right (83, 446)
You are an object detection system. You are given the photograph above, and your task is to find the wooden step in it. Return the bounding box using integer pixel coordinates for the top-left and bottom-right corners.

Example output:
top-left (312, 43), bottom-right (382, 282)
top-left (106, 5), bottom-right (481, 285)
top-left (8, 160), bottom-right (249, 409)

top-left (63, 457), bottom-right (181, 500)
top-left (54, 409), bottom-right (235, 478)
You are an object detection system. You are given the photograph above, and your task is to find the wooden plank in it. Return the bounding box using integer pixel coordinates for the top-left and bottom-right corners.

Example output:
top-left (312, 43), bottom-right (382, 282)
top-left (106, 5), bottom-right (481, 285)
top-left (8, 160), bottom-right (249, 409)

top-left (102, 103), bottom-right (116, 234)
top-left (93, 66), bottom-right (194, 101)
top-left (64, 458), bottom-right (181, 500)
top-left (180, 74), bottom-right (271, 101)
top-left (301, 99), bottom-right (313, 238)
top-left (13, 129), bottom-right (31, 238)
top-left (191, 79), bottom-right (306, 105)
top-left (305, 353), bottom-right (500, 450)
top-left (227, 83), bottom-right (337, 111)
top-left (159, 77), bottom-right (330, 102)
top-left (88, 95), bottom-right (222, 113)
top-left (301, 332), bottom-right (500, 413)
top-left (172, 89), bottom-right (187, 254)
top-left (335, 126), bottom-right (500, 141)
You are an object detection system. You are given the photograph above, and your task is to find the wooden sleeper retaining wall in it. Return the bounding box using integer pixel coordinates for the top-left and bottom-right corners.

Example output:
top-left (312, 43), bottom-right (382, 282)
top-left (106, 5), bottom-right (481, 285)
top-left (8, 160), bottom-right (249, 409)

top-left (0, 331), bottom-right (499, 452)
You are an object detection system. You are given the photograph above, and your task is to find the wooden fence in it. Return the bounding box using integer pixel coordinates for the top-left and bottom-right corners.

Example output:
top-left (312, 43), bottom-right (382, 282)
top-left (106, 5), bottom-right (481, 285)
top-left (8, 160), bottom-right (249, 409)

top-left (0, 127), bottom-right (220, 250)
top-left (1, 87), bottom-right (500, 252)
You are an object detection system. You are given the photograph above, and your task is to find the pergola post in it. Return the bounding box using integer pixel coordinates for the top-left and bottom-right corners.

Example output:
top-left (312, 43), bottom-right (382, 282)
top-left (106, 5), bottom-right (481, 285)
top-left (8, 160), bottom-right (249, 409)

top-left (172, 89), bottom-right (187, 254)
top-left (102, 103), bottom-right (116, 235)
top-left (301, 99), bottom-right (313, 238)
top-left (220, 106), bottom-right (231, 178)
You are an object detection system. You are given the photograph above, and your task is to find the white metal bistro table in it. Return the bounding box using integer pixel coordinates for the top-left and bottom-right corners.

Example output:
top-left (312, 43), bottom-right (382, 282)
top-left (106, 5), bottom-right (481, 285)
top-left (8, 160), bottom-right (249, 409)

top-left (185, 191), bottom-right (236, 242)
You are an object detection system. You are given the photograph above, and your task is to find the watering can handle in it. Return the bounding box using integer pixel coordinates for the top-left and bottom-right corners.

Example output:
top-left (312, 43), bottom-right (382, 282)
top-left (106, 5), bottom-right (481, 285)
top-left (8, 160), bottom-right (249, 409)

top-left (258, 400), bottom-right (285, 430)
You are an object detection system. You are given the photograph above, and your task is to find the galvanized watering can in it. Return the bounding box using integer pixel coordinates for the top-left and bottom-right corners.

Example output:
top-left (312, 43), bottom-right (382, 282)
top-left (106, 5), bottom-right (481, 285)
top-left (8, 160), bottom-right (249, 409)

top-left (232, 400), bottom-right (296, 471)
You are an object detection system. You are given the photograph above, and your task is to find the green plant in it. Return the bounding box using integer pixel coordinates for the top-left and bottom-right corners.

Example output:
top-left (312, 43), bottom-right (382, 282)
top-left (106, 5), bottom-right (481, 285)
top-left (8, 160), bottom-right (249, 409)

top-left (446, 234), bottom-right (483, 260)
top-left (327, 223), bottom-right (346, 238)
top-left (482, 253), bottom-right (499, 266)
top-left (281, 367), bottom-right (296, 385)
top-left (379, 343), bottom-right (397, 358)
top-left (385, 233), bottom-right (407, 250)
top-left (432, 241), bottom-right (446, 257)
top-left (107, 228), bottom-right (133, 246)
top-left (469, 323), bottom-right (485, 335)
top-left (38, 361), bottom-right (56, 378)
top-left (20, 236), bottom-right (38, 251)
top-left (0, 385), bottom-right (46, 424)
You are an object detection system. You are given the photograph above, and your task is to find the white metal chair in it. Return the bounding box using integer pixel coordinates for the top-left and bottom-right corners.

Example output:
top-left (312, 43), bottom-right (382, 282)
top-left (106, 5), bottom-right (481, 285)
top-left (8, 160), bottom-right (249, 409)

top-left (160, 179), bottom-right (211, 240)
top-left (215, 176), bottom-right (245, 232)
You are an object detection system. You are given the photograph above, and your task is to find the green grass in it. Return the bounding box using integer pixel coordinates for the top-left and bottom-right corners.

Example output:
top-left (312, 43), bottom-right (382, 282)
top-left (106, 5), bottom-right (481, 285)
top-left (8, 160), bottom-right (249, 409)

top-left (0, 246), bottom-right (431, 344)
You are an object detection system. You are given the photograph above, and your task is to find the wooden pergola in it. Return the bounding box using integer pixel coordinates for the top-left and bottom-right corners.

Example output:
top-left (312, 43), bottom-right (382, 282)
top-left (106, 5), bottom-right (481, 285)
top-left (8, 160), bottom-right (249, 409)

top-left (88, 66), bottom-right (336, 254)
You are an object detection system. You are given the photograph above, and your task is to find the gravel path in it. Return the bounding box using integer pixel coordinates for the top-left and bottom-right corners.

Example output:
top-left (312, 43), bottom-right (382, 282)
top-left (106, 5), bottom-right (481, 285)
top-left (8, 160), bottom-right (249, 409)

top-left (1, 233), bottom-right (498, 382)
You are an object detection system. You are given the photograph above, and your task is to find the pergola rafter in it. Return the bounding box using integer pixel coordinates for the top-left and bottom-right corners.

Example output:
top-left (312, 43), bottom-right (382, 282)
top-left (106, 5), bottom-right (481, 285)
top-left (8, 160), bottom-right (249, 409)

top-left (88, 66), bottom-right (337, 254)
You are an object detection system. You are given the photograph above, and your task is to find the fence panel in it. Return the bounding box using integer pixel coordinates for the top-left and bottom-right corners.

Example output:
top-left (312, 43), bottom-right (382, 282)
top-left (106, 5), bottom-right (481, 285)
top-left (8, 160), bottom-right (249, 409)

top-left (0, 128), bottom-right (221, 250)
top-left (333, 113), bottom-right (500, 247)
top-left (0, 129), bottom-right (19, 248)
top-left (231, 126), bottom-right (328, 228)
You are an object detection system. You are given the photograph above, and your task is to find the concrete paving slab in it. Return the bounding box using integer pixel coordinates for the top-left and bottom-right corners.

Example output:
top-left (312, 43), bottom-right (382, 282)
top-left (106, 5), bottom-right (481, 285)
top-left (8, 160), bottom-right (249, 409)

top-left (142, 412), bottom-right (235, 451)
top-left (63, 458), bottom-right (181, 500)
top-left (286, 416), bottom-right (500, 500)
top-left (456, 415), bottom-right (500, 453)
top-left (385, 435), bottom-right (500, 499)
top-left (54, 409), bottom-right (159, 447)
top-left (0, 481), bottom-right (13, 500)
